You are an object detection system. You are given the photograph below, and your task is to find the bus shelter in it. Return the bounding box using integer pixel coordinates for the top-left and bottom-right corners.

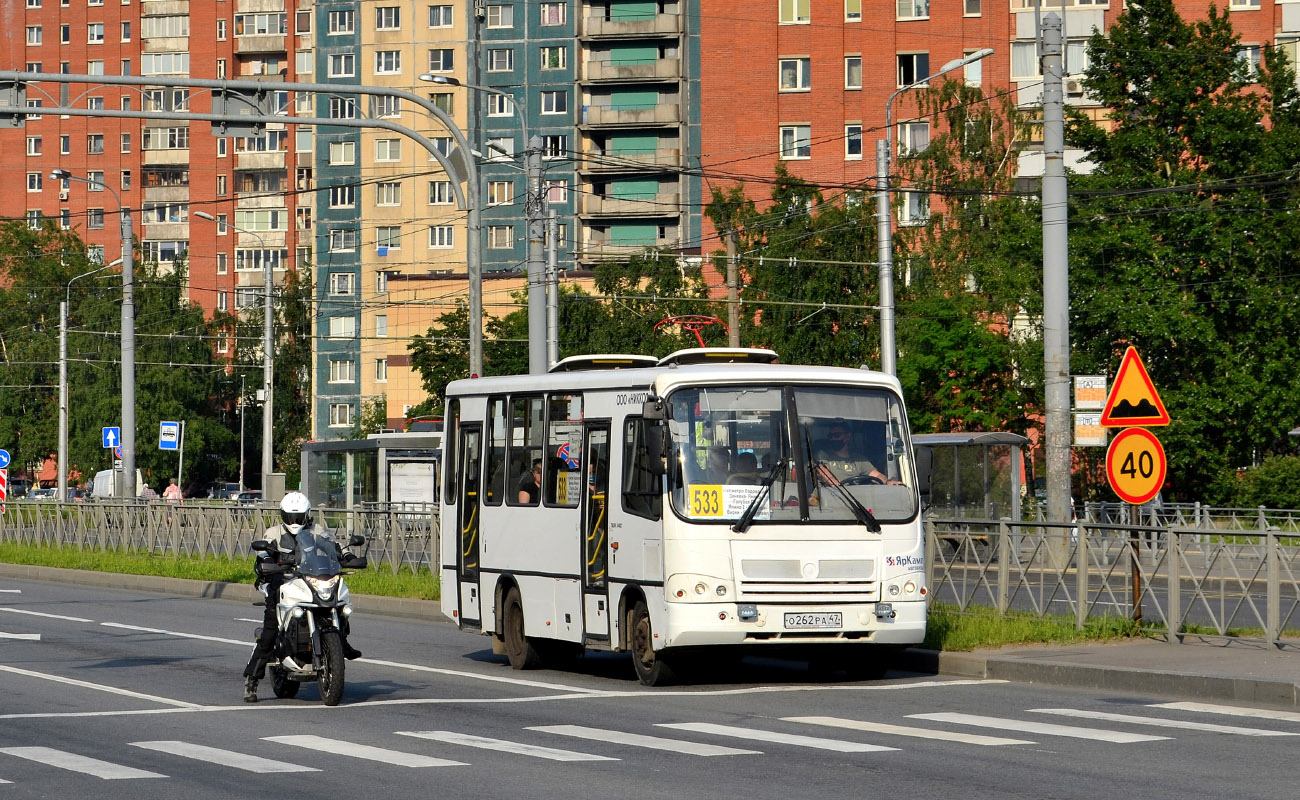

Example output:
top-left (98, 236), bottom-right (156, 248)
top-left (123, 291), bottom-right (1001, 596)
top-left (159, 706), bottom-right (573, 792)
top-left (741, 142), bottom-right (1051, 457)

top-left (912, 432), bottom-right (1028, 521)
top-left (300, 431), bottom-right (441, 511)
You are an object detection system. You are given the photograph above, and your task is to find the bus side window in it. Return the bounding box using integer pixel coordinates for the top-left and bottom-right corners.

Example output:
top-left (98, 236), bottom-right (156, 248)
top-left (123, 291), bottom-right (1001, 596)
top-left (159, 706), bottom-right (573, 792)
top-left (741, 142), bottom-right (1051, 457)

top-left (508, 396), bottom-right (544, 506)
top-left (484, 397), bottom-right (507, 505)
top-left (622, 417), bottom-right (662, 520)
top-left (443, 400), bottom-right (459, 504)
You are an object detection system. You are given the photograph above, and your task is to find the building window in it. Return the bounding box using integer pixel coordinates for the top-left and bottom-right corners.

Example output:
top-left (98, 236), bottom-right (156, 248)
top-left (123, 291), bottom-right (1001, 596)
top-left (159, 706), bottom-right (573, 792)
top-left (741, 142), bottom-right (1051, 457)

top-left (900, 191), bottom-right (929, 226)
top-left (329, 97), bottom-right (357, 118)
top-left (543, 135), bottom-right (568, 159)
top-left (329, 358), bottom-right (355, 383)
top-left (217, 291), bottom-right (228, 312)
top-left (121, 133), bottom-right (131, 153)
top-left (487, 137), bottom-right (515, 160)
top-left (779, 58), bottom-right (811, 91)
top-left (88, 23), bottom-right (105, 44)
top-left (26, 26), bottom-right (42, 46)
top-left (375, 138), bottom-right (401, 161)
top-left (60, 23), bottom-right (70, 43)
top-left (328, 10), bottom-right (355, 34)
top-left (329, 272), bottom-right (355, 296)
top-left (540, 46), bottom-right (566, 70)
top-left (25, 137), bottom-right (41, 156)
top-left (121, 21), bottom-right (131, 41)
top-left (329, 141), bottom-right (356, 165)
top-left (964, 50), bottom-right (985, 85)
top-left (376, 272), bottom-right (388, 294)
top-left (329, 53), bottom-right (355, 77)
top-left (87, 134), bottom-right (105, 154)
top-left (329, 403), bottom-right (353, 427)
top-left (779, 0), bottom-right (810, 23)
top-left (545, 223), bottom-right (568, 249)
top-left (428, 180), bottom-right (453, 205)
top-left (1237, 45), bottom-right (1262, 80)
top-left (486, 4), bottom-right (514, 27)
top-left (545, 179), bottom-right (569, 203)
top-left (375, 95), bottom-right (402, 117)
top-left (328, 317), bottom-right (357, 339)
top-left (428, 49), bottom-right (454, 72)
top-left (1011, 41), bottom-right (1039, 79)
top-left (845, 56), bottom-right (863, 90)
top-left (540, 2), bottom-right (566, 24)
top-left (60, 135), bottom-right (69, 154)
top-left (1230, 0), bottom-right (1260, 7)
top-left (374, 50), bottom-right (401, 75)
top-left (965, 0), bottom-right (981, 15)
top-left (430, 92), bottom-right (454, 113)
top-left (487, 49), bottom-right (514, 72)
top-left (429, 225), bottom-right (454, 248)
top-left (88, 97), bottom-right (105, 110)
top-left (59, 210), bottom-right (71, 230)
top-left (779, 125), bottom-right (812, 159)
top-left (87, 171), bottom-right (105, 190)
top-left (26, 211), bottom-right (41, 230)
top-left (487, 226), bottom-right (514, 249)
top-left (87, 61), bottom-right (105, 76)
top-left (898, 121), bottom-right (930, 156)
top-left (329, 228), bottom-right (358, 252)
top-left (27, 173), bottom-right (42, 192)
top-left (88, 209), bottom-right (105, 229)
top-left (428, 5), bottom-right (453, 27)
top-left (846, 0), bottom-right (862, 20)
top-left (233, 210), bottom-right (287, 232)
top-left (217, 175), bottom-right (227, 196)
top-left (375, 315), bottom-right (388, 337)
top-left (142, 52), bottom-right (189, 75)
top-left (488, 181), bottom-right (514, 205)
top-left (376, 182), bottom-right (402, 206)
top-left (541, 90), bottom-right (568, 114)
top-left (487, 94), bottom-right (515, 117)
top-left (845, 124), bottom-right (863, 159)
top-left (142, 127), bottom-right (190, 150)
top-left (217, 252), bottom-right (228, 274)
top-left (374, 225), bottom-right (397, 249)
top-left (897, 0), bottom-right (929, 18)
top-left (897, 53), bottom-right (930, 86)
top-left (329, 186), bottom-right (355, 208)
top-left (375, 6), bottom-right (400, 29)
top-left (375, 358), bottom-right (388, 383)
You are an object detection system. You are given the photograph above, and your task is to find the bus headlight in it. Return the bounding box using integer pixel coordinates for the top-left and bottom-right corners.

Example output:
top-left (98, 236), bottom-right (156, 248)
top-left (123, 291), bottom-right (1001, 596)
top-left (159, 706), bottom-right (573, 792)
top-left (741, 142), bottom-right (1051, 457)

top-left (667, 574), bottom-right (733, 602)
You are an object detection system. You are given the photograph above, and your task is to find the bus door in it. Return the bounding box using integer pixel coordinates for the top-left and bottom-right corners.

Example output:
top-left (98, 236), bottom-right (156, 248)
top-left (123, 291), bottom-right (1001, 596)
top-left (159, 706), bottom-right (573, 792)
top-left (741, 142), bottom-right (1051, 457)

top-left (456, 423), bottom-right (483, 627)
top-left (581, 423), bottom-right (612, 641)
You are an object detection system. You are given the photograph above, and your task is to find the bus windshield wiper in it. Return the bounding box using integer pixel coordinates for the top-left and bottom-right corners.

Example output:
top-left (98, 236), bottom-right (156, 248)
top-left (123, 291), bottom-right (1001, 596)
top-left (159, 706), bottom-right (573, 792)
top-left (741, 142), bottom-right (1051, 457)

top-left (732, 459), bottom-right (786, 534)
top-left (808, 459), bottom-right (882, 533)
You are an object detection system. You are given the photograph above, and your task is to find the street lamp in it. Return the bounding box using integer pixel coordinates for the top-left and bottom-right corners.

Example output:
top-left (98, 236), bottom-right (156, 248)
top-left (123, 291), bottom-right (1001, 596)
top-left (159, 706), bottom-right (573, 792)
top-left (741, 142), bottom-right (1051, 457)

top-left (875, 48), bottom-right (994, 377)
top-left (193, 211), bottom-right (275, 490)
top-left (51, 168), bottom-right (135, 499)
top-left (59, 259), bottom-right (119, 500)
top-left (419, 73), bottom-right (547, 376)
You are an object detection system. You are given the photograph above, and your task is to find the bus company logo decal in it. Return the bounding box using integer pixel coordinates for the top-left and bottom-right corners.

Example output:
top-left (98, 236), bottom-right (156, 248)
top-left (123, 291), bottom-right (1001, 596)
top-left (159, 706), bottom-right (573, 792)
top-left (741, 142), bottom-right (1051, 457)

top-left (885, 555), bottom-right (924, 571)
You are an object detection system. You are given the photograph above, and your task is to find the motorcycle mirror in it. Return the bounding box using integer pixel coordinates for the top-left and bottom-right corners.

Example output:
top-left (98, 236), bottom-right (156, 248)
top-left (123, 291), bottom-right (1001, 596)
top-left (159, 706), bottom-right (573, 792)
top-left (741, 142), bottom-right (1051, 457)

top-left (250, 539), bottom-right (270, 552)
top-left (348, 534), bottom-right (366, 547)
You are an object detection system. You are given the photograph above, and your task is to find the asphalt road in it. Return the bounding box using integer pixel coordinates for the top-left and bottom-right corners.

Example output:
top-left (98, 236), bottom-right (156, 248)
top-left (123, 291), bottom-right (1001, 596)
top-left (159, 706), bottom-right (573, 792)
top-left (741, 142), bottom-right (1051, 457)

top-left (2, 576), bottom-right (1297, 800)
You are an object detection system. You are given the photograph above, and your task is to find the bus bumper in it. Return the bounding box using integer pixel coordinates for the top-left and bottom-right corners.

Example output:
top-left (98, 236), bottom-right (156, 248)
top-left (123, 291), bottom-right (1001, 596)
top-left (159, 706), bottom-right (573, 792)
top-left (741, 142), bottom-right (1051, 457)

top-left (662, 600), bottom-right (926, 648)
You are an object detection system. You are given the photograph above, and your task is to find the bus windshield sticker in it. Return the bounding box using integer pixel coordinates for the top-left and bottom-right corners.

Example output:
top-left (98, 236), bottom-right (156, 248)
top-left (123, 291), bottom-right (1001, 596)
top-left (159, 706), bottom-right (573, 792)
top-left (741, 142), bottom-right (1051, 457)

top-left (687, 484), bottom-right (771, 520)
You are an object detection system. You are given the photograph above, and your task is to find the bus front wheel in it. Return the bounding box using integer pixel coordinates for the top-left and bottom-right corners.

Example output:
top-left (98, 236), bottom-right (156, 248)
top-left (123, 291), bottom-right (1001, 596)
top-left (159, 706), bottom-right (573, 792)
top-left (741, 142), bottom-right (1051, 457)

top-left (503, 587), bottom-right (542, 670)
top-left (629, 600), bottom-right (677, 686)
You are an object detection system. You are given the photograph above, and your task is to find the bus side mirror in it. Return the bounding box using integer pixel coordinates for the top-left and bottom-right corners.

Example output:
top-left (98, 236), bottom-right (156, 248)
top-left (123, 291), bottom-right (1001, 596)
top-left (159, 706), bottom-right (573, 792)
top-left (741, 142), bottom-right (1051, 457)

top-left (914, 446), bottom-right (933, 507)
top-left (644, 421), bottom-right (668, 476)
top-left (642, 396), bottom-right (666, 421)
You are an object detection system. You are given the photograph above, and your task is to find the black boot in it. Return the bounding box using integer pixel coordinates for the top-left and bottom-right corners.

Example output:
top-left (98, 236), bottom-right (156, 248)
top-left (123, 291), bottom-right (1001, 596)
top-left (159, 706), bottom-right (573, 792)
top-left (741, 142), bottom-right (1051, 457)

top-left (243, 676), bottom-right (259, 703)
top-left (343, 642), bottom-right (363, 660)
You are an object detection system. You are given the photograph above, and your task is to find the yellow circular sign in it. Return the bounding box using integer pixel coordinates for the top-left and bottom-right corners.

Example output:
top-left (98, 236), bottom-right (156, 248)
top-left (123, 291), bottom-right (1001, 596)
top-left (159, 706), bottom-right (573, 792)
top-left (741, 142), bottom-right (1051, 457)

top-left (1105, 427), bottom-right (1166, 505)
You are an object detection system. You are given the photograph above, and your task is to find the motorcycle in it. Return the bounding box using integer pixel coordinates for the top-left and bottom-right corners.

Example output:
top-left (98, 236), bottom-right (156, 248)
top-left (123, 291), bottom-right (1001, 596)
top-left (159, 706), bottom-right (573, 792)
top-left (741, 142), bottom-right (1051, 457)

top-left (251, 528), bottom-right (367, 706)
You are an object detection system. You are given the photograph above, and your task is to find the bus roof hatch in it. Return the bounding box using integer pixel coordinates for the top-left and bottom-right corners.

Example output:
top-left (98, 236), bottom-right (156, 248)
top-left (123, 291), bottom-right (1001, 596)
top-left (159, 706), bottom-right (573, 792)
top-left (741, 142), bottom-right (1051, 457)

top-left (657, 348), bottom-right (780, 367)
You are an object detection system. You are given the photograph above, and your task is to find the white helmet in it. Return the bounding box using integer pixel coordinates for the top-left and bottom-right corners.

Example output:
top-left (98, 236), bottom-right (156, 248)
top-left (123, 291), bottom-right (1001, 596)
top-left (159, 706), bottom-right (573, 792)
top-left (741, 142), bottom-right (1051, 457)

top-left (280, 491), bottom-right (312, 531)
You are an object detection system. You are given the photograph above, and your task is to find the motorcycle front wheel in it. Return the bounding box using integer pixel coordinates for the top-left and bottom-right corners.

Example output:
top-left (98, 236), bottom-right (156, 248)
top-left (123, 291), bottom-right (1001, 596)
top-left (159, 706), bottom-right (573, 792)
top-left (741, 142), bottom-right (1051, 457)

top-left (317, 629), bottom-right (345, 706)
top-left (270, 666), bottom-right (300, 699)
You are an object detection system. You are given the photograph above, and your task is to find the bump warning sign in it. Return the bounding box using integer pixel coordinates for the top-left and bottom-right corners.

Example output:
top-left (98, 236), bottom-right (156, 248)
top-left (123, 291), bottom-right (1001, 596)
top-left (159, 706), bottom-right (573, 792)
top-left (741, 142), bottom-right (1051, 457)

top-left (1099, 346), bottom-right (1170, 428)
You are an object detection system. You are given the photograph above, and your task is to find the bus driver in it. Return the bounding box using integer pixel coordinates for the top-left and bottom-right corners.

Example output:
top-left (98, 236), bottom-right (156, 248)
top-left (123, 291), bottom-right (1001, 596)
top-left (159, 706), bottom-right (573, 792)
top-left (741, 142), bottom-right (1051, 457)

top-left (815, 420), bottom-right (897, 486)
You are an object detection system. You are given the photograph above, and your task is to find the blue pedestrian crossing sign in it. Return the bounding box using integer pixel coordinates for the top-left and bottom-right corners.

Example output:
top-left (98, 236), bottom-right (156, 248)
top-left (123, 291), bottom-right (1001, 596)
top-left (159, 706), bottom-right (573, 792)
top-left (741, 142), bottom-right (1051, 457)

top-left (102, 427), bottom-right (121, 449)
top-left (159, 421), bottom-right (181, 451)
top-left (0, 450), bottom-right (9, 469)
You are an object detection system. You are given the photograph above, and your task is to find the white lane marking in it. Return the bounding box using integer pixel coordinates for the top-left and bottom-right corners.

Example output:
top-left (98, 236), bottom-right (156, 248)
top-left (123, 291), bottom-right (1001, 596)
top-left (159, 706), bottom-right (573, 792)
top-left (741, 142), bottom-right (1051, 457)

top-left (908, 712), bottom-right (1170, 743)
top-left (0, 589), bottom-right (21, 592)
top-left (0, 664), bottom-right (203, 709)
top-left (265, 735), bottom-right (467, 768)
top-left (784, 715), bottom-right (1034, 746)
top-left (357, 656), bottom-right (615, 693)
top-left (0, 747), bottom-right (166, 779)
top-left (396, 730), bottom-right (617, 762)
top-left (0, 607), bottom-right (93, 622)
top-left (656, 722), bottom-right (898, 753)
top-left (1153, 702), bottom-right (1300, 724)
top-left (235, 618), bottom-right (262, 623)
top-left (131, 741), bottom-right (319, 773)
top-left (529, 724), bottom-right (761, 756)
top-left (1030, 708), bottom-right (1300, 736)
top-left (0, 632), bottom-right (39, 640)
top-left (100, 622), bottom-right (249, 647)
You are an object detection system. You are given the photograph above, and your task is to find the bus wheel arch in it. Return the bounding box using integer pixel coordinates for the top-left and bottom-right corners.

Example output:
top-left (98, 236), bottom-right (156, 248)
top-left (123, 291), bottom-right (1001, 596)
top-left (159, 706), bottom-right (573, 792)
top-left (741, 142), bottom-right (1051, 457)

top-left (629, 598), bottom-right (678, 686)
top-left (501, 584), bottom-right (542, 670)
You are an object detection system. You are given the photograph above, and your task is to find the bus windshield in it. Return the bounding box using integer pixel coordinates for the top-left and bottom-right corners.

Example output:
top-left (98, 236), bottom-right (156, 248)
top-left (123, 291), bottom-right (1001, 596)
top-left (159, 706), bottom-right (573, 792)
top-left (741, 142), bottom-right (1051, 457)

top-left (666, 384), bottom-right (916, 525)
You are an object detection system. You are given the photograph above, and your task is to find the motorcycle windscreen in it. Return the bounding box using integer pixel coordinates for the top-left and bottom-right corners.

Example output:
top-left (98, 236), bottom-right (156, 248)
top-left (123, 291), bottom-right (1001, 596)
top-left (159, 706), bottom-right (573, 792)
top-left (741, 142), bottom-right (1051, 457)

top-left (294, 530), bottom-right (342, 577)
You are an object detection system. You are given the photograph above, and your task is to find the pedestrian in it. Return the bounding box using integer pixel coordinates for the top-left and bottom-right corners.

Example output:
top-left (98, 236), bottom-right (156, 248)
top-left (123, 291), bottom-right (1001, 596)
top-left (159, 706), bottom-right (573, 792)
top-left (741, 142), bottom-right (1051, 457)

top-left (162, 478), bottom-right (182, 504)
top-left (139, 483), bottom-right (158, 501)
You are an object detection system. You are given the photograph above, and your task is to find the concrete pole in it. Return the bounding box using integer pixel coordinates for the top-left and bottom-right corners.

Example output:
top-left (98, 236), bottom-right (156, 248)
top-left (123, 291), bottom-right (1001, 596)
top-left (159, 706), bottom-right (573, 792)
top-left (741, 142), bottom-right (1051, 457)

top-left (726, 229), bottom-right (740, 347)
top-left (1041, 14), bottom-right (1073, 546)
top-left (875, 138), bottom-right (896, 375)
top-left (120, 209), bottom-right (135, 499)
top-left (262, 247), bottom-right (274, 485)
top-left (57, 300), bottom-right (67, 500)
top-left (526, 135), bottom-right (546, 375)
top-left (546, 207), bottom-right (559, 368)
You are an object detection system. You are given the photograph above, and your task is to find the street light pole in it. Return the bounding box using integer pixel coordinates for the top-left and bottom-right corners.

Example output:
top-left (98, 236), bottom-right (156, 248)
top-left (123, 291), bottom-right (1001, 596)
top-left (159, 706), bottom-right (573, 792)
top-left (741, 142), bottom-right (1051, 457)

top-left (59, 262), bottom-right (116, 500)
top-left (193, 211), bottom-right (274, 488)
top-left (876, 48), bottom-right (994, 376)
top-left (51, 169), bottom-right (134, 498)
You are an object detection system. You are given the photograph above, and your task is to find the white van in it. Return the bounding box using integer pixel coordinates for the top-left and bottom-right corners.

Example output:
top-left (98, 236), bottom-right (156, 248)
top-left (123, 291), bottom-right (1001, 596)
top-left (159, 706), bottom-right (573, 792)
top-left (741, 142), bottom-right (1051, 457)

top-left (90, 469), bottom-right (144, 499)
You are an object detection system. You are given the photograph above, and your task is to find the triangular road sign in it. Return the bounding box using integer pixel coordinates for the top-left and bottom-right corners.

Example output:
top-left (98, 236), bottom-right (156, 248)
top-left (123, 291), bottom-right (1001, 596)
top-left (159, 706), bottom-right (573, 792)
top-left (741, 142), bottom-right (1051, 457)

top-left (1100, 346), bottom-right (1170, 427)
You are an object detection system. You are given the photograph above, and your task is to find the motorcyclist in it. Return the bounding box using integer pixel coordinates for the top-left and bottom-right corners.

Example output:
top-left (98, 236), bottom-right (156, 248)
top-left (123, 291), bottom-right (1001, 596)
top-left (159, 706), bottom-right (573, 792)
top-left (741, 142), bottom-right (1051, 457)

top-left (242, 491), bottom-right (363, 702)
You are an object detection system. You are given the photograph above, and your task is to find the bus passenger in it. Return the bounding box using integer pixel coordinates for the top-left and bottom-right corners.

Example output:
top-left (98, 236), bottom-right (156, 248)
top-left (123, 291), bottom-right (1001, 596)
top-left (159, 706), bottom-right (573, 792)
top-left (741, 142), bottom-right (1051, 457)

top-left (728, 452), bottom-right (761, 485)
top-left (516, 459), bottom-right (542, 504)
top-left (705, 446), bottom-right (731, 484)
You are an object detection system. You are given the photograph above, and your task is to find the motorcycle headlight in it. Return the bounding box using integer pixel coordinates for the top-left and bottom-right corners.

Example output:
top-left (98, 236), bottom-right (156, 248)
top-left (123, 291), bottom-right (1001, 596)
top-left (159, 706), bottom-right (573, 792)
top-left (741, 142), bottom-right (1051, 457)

top-left (305, 575), bottom-right (340, 598)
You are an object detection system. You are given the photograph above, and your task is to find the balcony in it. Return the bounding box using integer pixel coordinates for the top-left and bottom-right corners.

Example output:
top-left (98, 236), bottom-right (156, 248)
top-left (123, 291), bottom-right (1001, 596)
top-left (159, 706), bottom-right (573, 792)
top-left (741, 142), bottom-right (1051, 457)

top-left (237, 230), bottom-right (286, 249)
top-left (144, 186), bottom-right (189, 204)
top-left (235, 192), bottom-right (287, 209)
top-left (235, 35), bottom-right (286, 55)
top-left (142, 148), bottom-right (191, 166)
top-left (580, 13), bottom-right (681, 38)
top-left (582, 192), bottom-right (680, 217)
top-left (582, 59), bottom-right (680, 82)
top-left (141, 1), bottom-right (190, 17)
top-left (579, 148), bottom-right (681, 173)
top-left (582, 104), bottom-right (680, 126)
top-left (235, 0), bottom-right (287, 12)
top-left (579, 241), bottom-right (669, 261)
top-left (142, 221), bottom-right (189, 240)
top-left (236, 150), bottom-right (286, 171)
top-left (141, 36), bottom-right (189, 52)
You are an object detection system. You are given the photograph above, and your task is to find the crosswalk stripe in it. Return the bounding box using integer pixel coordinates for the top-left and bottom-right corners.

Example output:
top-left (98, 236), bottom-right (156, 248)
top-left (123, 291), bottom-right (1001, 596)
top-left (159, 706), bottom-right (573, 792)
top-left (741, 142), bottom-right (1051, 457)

top-left (1029, 708), bottom-right (1300, 736)
top-left (529, 725), bottom-right (761, 756)
top-left (783, 715), bottom-right (1034, 746)
top-left (396, 730), bottom-right (618, 762)
top-left (0, 747), bottom-right (166, 779)
top-left (908, 713), bottom-right (1170, 743)
top-left (264, 735), bottom-right (466, 768)
top-left (1153, 702), bottom-right (1300, 724)
top-left (656, 722), bottom-right (898, 753)
top-left (131, 741), bottom-right (320, 772)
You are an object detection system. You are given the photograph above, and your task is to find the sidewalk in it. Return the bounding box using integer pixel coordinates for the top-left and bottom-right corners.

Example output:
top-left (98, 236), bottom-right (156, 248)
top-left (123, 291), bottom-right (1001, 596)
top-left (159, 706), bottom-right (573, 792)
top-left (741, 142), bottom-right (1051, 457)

top-left (5, 563), bottom-right (1299, 708)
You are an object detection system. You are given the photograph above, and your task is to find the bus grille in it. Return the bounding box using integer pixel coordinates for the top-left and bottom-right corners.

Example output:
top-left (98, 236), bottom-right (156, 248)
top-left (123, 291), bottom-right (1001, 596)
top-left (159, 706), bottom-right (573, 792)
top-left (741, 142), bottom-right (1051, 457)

top-left (736, 580), bottom-right (878, 602)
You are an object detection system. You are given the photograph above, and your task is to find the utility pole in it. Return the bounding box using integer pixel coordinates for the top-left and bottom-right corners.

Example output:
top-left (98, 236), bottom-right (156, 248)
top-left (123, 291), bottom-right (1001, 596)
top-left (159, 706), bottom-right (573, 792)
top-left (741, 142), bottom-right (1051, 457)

top-left (120, 208), bottom-right (135, 500)
top-left (1041, 14), bottom-right (1073, 554)
top-left (526, 135), bottom-right (546, 375)
top-left (546, 208), bottom-right (559, 368)
top-left (726, 229), bottom-right (740, 347)
top-left (238, 375), bottom-right (246, 494)
top-left (58, 299), bottom-right (68, 500)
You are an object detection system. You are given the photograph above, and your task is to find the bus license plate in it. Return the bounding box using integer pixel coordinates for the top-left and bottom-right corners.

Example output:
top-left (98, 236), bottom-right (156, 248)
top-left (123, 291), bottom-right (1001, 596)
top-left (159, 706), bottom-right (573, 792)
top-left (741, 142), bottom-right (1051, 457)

top-left (784, 612), bottom-right (842, 629)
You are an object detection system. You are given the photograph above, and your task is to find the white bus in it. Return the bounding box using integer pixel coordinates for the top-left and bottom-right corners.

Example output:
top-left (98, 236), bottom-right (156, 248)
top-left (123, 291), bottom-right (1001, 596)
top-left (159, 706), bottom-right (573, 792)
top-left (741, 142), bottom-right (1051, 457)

top-left (439, 349), bottom-right (932, 685)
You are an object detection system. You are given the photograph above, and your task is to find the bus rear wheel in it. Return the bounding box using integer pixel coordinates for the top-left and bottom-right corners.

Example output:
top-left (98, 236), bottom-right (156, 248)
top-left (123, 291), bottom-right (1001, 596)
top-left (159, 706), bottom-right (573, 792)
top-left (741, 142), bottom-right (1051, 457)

top-left (630, 600), bottom-right (677, 686)
top-left (503, 587), bottom-right (542, 670)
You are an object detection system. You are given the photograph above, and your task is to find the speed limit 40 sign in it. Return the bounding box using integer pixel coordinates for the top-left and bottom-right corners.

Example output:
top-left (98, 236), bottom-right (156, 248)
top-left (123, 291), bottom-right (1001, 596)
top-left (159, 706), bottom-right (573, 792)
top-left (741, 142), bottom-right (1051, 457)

top-left (1106, 427), bottom-right (1166, 505)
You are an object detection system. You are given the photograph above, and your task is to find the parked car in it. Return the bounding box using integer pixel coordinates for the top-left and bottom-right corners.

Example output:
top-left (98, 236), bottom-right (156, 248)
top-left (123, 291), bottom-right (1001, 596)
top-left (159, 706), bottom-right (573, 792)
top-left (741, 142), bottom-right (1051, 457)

top-left (208, 482), bottom-right (241, 501)
top-left (9, 478), bottom-right (33, 498)
top-left (27, 488), bottom-right (56, 500)
top-left (234, 491), bottom-right (262, 505)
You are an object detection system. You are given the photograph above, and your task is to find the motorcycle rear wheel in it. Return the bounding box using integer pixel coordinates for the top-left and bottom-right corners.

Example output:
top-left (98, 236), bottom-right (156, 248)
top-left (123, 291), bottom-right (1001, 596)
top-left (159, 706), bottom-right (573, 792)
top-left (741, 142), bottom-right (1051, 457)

top-left (270, 666), bottom-right (300, 699)
top-left (318, 630), bottom-right (345, 706)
